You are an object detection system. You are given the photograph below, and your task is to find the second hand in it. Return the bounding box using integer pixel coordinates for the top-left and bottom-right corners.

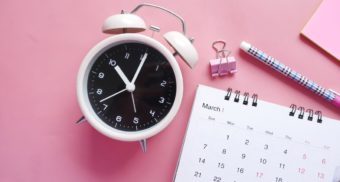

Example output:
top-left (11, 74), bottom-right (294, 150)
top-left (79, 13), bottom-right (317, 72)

top-left (131, 92), bottom-right (137, 113)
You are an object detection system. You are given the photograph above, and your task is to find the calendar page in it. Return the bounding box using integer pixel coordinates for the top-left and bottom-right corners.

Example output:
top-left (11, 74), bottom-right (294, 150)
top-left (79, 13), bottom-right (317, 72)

top-left (174, 85), bottom-right (340, 182)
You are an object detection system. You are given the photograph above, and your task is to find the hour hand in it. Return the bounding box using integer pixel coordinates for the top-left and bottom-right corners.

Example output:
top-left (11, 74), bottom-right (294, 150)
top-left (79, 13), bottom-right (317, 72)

top-left (114, 65), bottom-right (130, 86)
top-left (114, 65), bottom-right (135, 92)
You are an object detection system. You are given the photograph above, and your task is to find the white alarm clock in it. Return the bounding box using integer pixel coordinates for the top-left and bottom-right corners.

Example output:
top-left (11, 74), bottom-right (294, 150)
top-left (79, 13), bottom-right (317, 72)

top-left (76, 3), bottom-right (198, 151)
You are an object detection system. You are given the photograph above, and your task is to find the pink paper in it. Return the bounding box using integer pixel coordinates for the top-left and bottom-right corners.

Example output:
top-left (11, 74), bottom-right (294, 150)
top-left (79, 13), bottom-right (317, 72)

top-left (301, 0), bottom-right (340, 60)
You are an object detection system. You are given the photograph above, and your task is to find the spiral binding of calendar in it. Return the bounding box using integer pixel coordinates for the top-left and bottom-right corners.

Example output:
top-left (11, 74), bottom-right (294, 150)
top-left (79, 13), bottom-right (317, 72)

top-left (224, 88), bottom-right (258, 107)
top-left (289, 104), bottom-right (323, 123)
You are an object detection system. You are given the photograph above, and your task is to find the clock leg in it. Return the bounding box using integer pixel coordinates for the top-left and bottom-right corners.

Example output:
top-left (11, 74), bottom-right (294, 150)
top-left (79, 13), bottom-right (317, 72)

top-left (139, 139), bottom-right (147, 152)
top-left (76, 116), bottom-right (86, 124)
top-left (76, 117), bottom-right (148, 152)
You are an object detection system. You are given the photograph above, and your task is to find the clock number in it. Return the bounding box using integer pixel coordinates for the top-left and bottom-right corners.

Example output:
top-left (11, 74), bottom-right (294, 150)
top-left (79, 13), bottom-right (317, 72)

top-left (116, 116), bottom-right (122, 122)
top-left (160, 80), bottom-right (167, 87)
top-left (149, 110), bottom-right (155, 117)
top-left (109, 59), bottom-right (117, 66)
top-left (158, 97), bottom-right (165, 104)
top-left (133, 117), bottom-right (139, 124)
top-left (98, 72), bottom-right (104, 79)
top-left (96, 89), bottom-right (103, 95)
top-left (103, 104), bottom-right (108, 110)
top-left (124, 52), bottom-right (130, 60)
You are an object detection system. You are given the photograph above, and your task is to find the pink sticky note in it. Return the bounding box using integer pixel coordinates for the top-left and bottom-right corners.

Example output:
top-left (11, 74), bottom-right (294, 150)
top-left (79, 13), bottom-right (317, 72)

top-left (301, 0), bottom-right (340, 61)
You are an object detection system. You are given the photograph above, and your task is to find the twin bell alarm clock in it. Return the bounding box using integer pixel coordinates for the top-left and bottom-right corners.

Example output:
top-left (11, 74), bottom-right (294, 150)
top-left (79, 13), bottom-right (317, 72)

top-left (76, 3), bottom-right (198, 152)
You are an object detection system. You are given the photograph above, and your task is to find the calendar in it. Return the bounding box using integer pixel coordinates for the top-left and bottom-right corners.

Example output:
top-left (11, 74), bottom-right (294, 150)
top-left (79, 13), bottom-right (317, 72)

top-left (174, 85), bottom-right (340, 182)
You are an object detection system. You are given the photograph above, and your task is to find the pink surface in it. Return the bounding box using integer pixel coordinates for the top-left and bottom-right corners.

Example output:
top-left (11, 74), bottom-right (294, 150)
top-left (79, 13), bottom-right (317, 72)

top-left (301, 0), bottom-right (340, 60)
top-left (1, 0), bottom-right (340, 182)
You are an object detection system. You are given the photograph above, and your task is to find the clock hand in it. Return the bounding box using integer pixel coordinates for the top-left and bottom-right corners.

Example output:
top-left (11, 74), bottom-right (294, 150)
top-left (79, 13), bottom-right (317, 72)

top-left (130, 92), bottom-right (137, 113)
top-left (131, 52), bottom-right (148, 84)
top-left (114, 65), bottom-right (135, 92)
top-left (114, 65), bottom-right (131, 86)
top-left (100, 88), bottom-right (127, 103)
top-left (116, 65), bottom-right (137, 112)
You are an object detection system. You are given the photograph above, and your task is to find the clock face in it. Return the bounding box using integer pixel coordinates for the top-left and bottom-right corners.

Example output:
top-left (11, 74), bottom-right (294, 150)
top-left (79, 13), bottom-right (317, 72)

top-left (87, 42), bottom-right (177, 131)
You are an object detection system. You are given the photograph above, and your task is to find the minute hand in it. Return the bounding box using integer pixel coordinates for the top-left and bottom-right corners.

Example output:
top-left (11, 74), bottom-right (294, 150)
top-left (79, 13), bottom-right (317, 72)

top-left (131, 53), bottom-right (148, 84)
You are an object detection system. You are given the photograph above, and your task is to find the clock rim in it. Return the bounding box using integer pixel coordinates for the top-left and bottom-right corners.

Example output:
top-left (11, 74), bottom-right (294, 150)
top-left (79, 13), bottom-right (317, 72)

top-left (77, 33), bottom-right (183, 141)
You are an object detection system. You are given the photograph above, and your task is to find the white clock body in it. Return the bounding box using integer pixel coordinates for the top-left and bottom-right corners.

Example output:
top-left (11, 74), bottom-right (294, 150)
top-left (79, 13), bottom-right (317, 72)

top-left (77, 33), bottom-right (183, 141)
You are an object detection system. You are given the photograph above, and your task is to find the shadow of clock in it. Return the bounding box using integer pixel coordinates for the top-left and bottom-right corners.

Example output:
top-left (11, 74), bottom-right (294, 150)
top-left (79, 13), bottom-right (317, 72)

top-left (80, 127), bottom-right (140, 177)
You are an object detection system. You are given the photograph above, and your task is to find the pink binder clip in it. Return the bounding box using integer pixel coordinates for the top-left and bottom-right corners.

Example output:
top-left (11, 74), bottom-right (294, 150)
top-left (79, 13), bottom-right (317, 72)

top-left (209, 40), bottom-right (237, 77)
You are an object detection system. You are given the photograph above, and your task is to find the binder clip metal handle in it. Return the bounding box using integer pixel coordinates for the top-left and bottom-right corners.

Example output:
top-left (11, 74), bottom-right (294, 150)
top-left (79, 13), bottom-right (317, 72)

top-left (209, 40), bottom-right (237, 77)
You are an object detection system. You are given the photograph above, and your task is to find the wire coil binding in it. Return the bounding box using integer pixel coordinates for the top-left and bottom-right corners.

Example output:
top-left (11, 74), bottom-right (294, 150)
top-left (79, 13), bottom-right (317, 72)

top-left (289, 104), bottom-right (323, 123)
top-left (224, 88), bottom-right (258, 107)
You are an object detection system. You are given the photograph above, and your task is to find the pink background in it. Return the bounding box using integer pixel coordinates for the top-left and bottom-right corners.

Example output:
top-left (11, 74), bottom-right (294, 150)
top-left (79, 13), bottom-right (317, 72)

top-left (1, 0), bottom-right (339, 181)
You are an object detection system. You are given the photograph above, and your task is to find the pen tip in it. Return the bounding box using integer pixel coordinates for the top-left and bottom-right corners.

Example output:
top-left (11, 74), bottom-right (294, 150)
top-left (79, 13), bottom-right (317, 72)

top-left (240, 41), bottom-right (251, 51)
